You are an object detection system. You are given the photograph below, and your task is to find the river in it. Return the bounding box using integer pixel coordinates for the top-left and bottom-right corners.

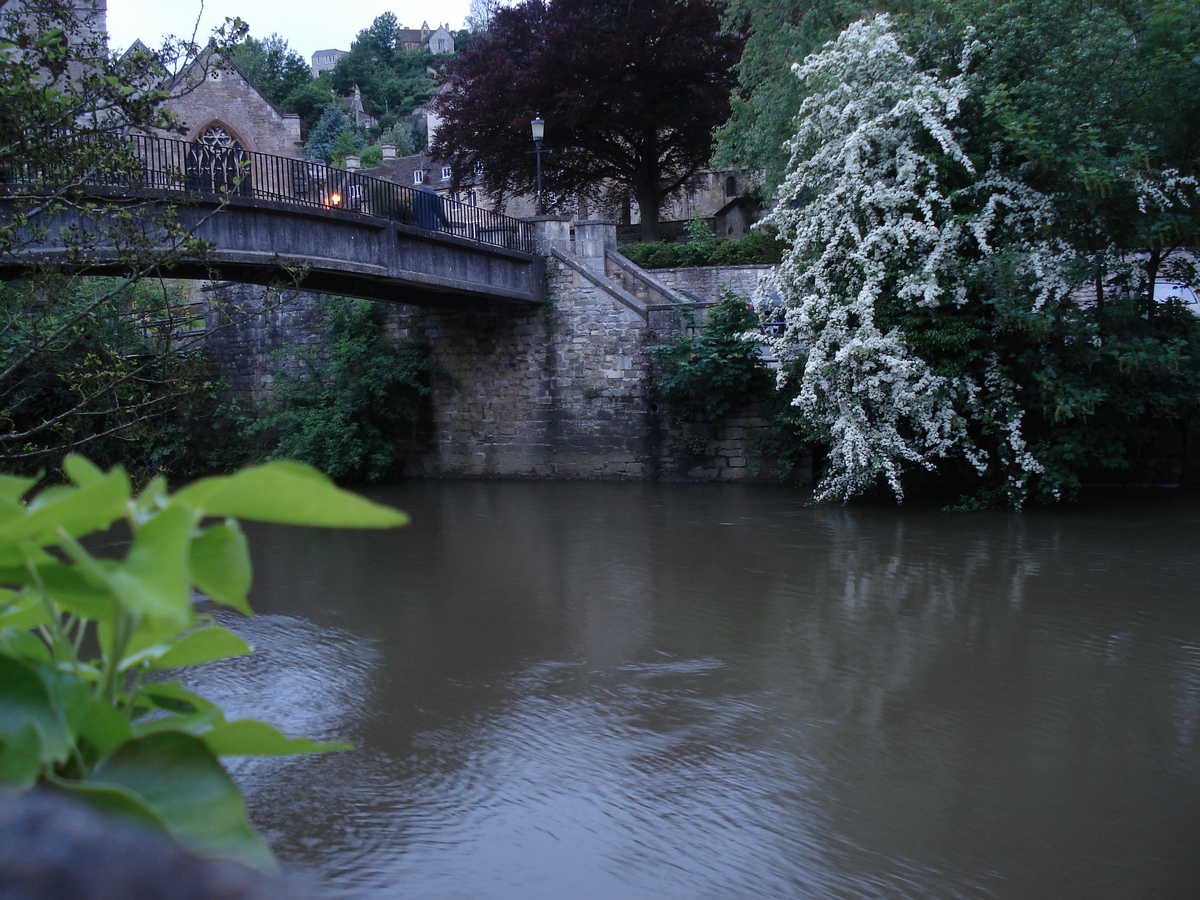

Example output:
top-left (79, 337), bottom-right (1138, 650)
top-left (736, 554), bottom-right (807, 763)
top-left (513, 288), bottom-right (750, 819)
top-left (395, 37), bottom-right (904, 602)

top-left (184, 481), bottom-right (1200, 899)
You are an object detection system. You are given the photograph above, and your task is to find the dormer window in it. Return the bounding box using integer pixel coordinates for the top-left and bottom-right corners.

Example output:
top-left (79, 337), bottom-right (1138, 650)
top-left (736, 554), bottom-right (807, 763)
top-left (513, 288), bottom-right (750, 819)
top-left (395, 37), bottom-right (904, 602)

top-left (413, 170), bottom-right (425, 185)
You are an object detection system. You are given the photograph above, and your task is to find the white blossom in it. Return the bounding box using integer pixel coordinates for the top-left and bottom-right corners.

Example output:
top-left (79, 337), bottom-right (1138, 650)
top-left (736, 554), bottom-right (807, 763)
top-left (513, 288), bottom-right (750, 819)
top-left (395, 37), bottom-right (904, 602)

top-left (761, 15), bottom-right (1059, 503)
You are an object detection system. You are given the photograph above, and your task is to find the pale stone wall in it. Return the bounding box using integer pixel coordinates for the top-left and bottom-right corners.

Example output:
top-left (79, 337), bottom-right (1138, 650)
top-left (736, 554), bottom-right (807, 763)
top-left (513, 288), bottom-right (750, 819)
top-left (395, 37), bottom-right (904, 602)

top-left (160, 61), bottom-right (303, 158)
top-left (384, 255), bottom-right (657, 479)
top-left (645, 264), bottom-right (775, 302)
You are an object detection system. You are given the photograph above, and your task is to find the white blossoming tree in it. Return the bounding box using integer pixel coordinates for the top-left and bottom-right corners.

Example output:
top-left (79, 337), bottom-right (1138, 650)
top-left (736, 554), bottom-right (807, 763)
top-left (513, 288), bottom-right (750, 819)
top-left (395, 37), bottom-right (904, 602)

top-left (762, 16), bottom-right (1071, 504)
top-left (730, 2), bottom-right (1200, 505)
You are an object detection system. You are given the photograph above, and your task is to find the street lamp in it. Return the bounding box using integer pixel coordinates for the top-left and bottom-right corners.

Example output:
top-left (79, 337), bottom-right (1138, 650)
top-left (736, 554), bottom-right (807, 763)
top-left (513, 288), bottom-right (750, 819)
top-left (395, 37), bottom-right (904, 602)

top-left (530, 116), bottom-right (545, 215)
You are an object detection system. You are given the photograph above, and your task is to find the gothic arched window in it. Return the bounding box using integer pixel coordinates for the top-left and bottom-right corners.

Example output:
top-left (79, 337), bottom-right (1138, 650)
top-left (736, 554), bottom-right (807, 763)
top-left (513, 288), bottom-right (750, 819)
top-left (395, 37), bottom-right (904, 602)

top-left (186, 124), bottom-right (250, 196)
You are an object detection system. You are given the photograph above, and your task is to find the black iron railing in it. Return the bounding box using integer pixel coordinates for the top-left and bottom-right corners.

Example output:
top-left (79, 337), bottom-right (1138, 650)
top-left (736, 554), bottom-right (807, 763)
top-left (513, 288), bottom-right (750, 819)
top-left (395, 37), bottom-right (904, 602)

top-left (4, 134), bottom-right (537, 255)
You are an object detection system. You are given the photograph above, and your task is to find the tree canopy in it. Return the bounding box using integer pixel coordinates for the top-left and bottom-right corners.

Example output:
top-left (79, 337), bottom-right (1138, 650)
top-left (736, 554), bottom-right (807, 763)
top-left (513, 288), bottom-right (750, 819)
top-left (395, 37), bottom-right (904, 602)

top-left (713, 0), bottom-right (865, 195)
top-left (227, 33), bottom-right (311, 110)
top-left (760, 7), bottom-right (1200, 505)
top-left (330, 12), bottom-right (440, 128)
top-left (430, 0), bottom-right (744, 239)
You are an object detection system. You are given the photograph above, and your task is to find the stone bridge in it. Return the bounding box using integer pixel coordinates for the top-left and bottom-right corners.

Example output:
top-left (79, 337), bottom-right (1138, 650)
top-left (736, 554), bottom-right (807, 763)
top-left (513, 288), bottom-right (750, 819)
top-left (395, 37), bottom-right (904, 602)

top-left (0, 136), bottom-right (544, 308)
top-left (0, 135), bottom-right (793, 483)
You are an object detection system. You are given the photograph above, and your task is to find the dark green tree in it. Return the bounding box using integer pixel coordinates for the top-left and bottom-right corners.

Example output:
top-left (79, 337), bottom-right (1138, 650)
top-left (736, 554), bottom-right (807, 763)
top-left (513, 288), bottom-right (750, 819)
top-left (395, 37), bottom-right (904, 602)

top-left (259, 298), bottom-right (442, 482)
top-left (431, 0), bottom-right (744, 240)
top-left (329, 13), bottom-right (438, 121)
top-left (283, 77), bottom-right (337, 131)
top-left (713, 0), bottom-right (866, 194)
top-left (228, 33), bottom-right (312, 108)
top-left (303, 104), bottom-right (354, 161)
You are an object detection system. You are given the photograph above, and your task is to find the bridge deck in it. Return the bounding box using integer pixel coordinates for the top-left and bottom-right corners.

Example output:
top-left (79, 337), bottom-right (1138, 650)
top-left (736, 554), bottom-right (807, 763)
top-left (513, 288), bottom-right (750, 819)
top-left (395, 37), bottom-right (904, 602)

top-left (0, 136), bottom-right (545, 307)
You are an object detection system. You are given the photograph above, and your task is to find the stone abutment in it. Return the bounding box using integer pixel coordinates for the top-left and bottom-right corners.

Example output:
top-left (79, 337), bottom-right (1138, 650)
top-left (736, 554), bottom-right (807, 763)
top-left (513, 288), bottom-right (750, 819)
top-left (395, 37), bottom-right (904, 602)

top-left (200, 221), bottom-right (805, 483)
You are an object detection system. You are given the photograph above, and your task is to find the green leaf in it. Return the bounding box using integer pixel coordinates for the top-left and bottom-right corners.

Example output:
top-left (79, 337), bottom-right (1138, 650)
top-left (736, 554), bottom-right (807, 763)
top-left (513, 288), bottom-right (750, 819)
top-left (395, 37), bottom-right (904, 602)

top-left (63, 454), bottom-right (106, 487)
top-left (0, 722), bottom-right (45, 789)
top-left (88, 731), bottom-right (276, 870)
top-left (0, 563), bottom-right (118, 623)
top-left (146, 625), bottom-right (252, 670)
top-left (0, 628), bottom-right (53, 663)
top-left (175, 460), bottom-right (409, 528)
top-left (0, 466), bottom-right (130, 553)
top-left (0, 474), bottom-right (38, 528)
top-left (52, 777), bottom-right (171, 831)
top-left (107, 504), bottom-right (194, 627)
top-left (129, 681), bottom-right (224, 736)
top-left (201, 718), bottom-right (349, 756)
top-left (0, 656), bottom-right (72, 764)
top-left (132, 475), bottom-right (169, 521)
top-left (0, 473), bottom-right (38, 505)
top-left (0, 591), bottom-right (52, 631)
top-left (72, 698), bottom-right (132, 760)
top-left (189, 522), bottom-right (253, 614)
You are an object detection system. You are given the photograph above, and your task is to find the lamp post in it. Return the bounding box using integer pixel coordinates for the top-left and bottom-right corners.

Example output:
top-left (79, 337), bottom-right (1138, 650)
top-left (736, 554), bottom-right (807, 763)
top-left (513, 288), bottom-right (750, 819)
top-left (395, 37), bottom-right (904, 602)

top-left (530, 116), bottom-right (545, 215)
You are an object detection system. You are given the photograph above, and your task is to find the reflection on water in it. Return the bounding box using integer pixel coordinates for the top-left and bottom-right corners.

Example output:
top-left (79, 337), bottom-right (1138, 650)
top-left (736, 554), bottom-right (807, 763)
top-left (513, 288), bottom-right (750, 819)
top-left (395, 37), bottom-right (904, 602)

top-left (184, 483), bottom-right (1200, 899)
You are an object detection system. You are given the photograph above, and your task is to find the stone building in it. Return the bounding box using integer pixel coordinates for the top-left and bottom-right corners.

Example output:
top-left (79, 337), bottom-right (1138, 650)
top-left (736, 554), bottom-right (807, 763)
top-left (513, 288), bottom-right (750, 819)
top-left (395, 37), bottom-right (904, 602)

top-left (310, 48), bottom-right (347, 77)
top-left (310, 20), bottom-right (455, 77)
top-left (157, 55), bottom-right (304, 159)
top-left (398, 21), bottom-right (455, 54)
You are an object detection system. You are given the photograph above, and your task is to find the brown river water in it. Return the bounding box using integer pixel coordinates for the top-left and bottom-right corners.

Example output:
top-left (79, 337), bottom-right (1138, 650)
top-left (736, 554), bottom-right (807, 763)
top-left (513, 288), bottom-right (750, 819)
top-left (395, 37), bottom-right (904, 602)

top-left (183, 481), bottom-right (1200, 899)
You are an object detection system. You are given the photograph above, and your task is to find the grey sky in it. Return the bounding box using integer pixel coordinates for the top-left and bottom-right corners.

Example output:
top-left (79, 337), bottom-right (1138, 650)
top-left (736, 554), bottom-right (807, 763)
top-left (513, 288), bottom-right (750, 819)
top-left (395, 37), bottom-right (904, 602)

top-left (105, 1), bottom-right (471, 61)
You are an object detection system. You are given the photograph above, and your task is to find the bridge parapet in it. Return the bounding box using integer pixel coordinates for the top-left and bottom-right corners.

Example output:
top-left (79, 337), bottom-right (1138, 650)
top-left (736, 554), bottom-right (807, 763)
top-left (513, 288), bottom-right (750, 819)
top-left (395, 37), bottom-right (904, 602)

top-left (0, 135), bottom-right (545, 307)
top-left (4, 134), bottom-right (536, 255)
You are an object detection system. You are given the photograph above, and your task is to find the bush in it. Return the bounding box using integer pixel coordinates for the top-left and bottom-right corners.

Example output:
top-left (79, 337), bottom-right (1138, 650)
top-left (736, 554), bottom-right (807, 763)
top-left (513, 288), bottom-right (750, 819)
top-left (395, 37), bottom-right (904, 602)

top-left (619, 221), bottom-right (783, 269)
top-left (255, 298), bottom-right (444, 482)
top-left (651, 291), bottom-right (811, 473)
top-left (0, 279), bottom-right (247, 479)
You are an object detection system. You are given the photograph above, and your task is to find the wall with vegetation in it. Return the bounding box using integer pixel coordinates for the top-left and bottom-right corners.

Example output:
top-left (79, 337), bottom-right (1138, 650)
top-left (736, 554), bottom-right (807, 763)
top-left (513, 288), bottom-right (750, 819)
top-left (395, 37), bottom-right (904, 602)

top-left (199, 258), bottom-right (794, 483)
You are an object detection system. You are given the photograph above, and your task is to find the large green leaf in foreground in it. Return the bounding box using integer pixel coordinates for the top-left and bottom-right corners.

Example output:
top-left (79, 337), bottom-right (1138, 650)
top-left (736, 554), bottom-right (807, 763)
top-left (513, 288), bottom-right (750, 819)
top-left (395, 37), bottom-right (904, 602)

top-left (176, 460), bottom-right (410, 527)
top-left (69, 732), bottom-right (276, 870)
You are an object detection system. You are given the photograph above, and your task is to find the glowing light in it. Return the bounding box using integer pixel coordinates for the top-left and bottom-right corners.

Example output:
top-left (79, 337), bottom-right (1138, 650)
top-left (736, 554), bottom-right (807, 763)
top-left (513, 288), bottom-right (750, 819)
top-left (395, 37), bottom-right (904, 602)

top-left (328, 193), bottom-right (342, 206)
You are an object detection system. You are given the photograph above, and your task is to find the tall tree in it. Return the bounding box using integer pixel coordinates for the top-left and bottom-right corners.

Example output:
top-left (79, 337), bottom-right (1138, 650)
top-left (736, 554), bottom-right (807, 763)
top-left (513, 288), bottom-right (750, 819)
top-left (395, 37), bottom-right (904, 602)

top-left (713, 0), bottom-right (864, 195)
top-left (764, 11), bottom-right (1200, 506)
top-left (465, 0), bottom-right (508, 33)
top-left (228, 33), bottom-right (312, 109)
top-left (431, 0), bottom-right (744, 239)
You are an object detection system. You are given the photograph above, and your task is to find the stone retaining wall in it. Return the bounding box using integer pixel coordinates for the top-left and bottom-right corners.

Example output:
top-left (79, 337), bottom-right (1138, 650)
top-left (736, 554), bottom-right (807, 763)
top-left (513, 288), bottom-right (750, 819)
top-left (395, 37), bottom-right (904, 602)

top-left (198, 227), bottom-right (802, 484)
top-left (645, 264), bottom-right (775, 302)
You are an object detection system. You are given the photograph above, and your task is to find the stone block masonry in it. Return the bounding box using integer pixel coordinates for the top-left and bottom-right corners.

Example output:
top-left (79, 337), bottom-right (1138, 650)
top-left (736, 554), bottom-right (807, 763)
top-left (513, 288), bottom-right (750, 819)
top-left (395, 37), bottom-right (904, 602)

top-left (646, 264), bottom-right (775, 302)
top-left (198, 224), bottom-right (801, 484)
top-left (388, 252), bottom-right (656, 479)
top-left (201, 282), bottom-right (331, 399)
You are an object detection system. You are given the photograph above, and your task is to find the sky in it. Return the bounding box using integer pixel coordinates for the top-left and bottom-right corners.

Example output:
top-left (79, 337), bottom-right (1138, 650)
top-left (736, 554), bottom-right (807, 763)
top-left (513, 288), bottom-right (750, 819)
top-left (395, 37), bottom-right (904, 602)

top-left (105, 1), bottom-right (472, 61)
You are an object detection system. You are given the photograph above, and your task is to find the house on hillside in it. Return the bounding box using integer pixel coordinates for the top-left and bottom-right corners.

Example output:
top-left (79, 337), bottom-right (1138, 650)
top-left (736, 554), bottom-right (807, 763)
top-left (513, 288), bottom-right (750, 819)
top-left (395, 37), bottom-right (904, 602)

top-left (398, 22), bottom-right (455, 55)
top-left (310, 48), bottom-right (347, 77)
top-left (311, 21), bottom-right (455, 77)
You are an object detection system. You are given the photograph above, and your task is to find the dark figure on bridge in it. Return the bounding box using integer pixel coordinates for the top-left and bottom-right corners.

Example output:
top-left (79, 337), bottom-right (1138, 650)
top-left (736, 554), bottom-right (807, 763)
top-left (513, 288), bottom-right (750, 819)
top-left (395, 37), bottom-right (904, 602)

top-left (413, 186), bottom-right (451, 231)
